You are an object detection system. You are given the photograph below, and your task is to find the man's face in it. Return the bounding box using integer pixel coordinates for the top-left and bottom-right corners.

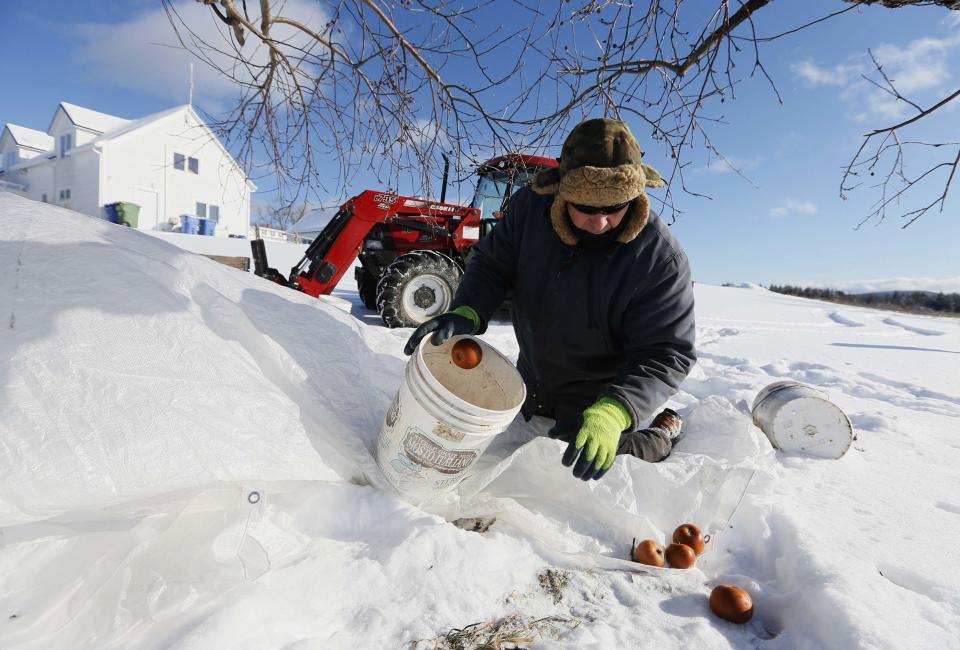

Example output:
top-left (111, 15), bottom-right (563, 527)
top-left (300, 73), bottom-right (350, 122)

top-left (567, 202), bottom-right (631, 235)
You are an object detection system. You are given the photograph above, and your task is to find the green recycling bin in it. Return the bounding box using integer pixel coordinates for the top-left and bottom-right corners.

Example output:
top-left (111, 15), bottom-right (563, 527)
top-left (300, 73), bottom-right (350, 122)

top-left (115, 201), bottom-right (140, 228)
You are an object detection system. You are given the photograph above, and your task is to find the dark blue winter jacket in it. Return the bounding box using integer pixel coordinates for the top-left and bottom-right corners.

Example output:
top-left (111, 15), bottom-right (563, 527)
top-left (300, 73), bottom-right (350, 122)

top-left (452, 186), bottom-right (696, 431)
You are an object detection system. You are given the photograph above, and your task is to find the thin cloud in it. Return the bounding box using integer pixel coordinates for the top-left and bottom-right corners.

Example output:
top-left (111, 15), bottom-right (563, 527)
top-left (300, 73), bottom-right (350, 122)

top-left (791, 60), bottom-right (858, 86)
top-left (73, 0), bottom-right (326, 110)
top-left (823, 277), bottom-right (960, 294)
top-left (702, 156), bottom-right (761, 175)
top-left (770, 200), bottom-right (817, 217)
top-left (792, 29), bottom-right (960, 122)
top-left (872, 35), bottom-right (958, 94)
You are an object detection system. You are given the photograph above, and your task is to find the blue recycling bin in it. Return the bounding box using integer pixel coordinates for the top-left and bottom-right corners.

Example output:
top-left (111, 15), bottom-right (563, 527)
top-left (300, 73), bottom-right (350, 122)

top-left (198, 218), bottom-right (217, 236)
top-left (181, 215), bottom-right (199, 234)
top-left (104, 203), bottom-right (120, 224)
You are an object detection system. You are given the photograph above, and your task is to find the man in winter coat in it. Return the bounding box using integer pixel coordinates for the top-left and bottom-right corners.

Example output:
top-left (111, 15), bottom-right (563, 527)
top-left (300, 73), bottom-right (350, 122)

top-left (404, 118), bottom-right (696, 481)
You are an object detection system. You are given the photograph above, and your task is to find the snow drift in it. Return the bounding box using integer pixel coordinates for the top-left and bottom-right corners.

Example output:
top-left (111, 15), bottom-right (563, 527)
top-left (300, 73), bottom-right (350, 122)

top-left (1, 194), bottom-right (958, 648)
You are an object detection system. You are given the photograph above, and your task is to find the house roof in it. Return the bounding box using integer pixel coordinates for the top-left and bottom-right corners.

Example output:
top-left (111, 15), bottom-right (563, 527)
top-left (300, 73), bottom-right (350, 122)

top-left (72, 104), bottom-right (256, 191)
top-left (76, 105), bottom-right (189, 148)
top-left (3, 124), bottom-right (54, 152)
top-left (0, 178), bottom-right (28, 192)
top-left (52, 102), bottom-right (131, 134)
top-left (6, 154), bottom-right (55, 172)
top-left (7, 102), bottom-right (255, 190)
top-left (291, 207), bottom-right (335, 233)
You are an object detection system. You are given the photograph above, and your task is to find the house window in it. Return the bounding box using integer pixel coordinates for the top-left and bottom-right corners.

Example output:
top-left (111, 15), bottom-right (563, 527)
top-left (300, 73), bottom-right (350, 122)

top-left (209, 205), bottom-right (220, 221)
top-left (59, 189), bottom-right (71, 200)
top-left (4, 151), bottom-right (15, 169)
top-left (59, 134), bottom-right (72, 157)
top-left (196, 202), bottom-right (207, 218)
top-left (188, 157), bottom-right (199, 174)
top-left (173, 153), bottom-right (185, 170)
top-left (41, 193), bottom-right (47, 202)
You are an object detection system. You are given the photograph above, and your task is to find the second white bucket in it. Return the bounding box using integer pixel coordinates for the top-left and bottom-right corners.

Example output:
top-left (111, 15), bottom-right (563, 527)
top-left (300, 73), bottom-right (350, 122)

top-left (752, 381), bottom-right (854, 459)
top-left (376, 335), bottom-right (526, 503)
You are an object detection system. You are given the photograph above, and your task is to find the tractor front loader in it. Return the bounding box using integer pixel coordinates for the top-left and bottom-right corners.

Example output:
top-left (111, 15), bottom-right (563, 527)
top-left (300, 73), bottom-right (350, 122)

top-left (251, 155), bottom-right (558, 328)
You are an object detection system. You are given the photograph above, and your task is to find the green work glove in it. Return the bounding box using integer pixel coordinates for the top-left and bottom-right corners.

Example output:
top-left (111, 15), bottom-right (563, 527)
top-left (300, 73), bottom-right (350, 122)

top-left (553, 397), bottom-right (632, 481)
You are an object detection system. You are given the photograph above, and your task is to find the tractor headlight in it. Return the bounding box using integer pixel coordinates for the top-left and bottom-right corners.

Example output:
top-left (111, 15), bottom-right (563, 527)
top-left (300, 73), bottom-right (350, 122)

top-left (365, 240), bottom-right (384, 250)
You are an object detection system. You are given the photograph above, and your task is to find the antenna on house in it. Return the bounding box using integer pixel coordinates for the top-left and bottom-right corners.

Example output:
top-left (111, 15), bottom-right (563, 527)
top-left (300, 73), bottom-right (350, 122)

top-left (188, 62), bottom-right (194, 106)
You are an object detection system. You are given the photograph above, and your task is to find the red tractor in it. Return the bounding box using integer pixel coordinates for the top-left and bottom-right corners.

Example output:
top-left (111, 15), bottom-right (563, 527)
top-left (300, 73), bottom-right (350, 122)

top-left (252, 154), bottom-right (557, 328)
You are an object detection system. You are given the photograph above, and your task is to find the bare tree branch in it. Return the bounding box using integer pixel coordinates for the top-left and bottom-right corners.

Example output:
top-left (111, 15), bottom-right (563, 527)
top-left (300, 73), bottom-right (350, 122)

top-left (170, 0), bottom-right (960, 227)
top-left (842, 53), bottom-right (960, 229)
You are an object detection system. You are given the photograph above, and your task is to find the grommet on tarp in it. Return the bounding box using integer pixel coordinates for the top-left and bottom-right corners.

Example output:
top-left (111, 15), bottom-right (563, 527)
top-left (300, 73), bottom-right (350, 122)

top-left (237, 488), bottom-right (270, 581)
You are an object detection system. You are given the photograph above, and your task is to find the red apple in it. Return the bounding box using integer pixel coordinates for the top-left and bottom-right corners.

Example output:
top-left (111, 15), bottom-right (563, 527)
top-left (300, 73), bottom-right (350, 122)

top-left (672, 523), bottom-right (707, 555)
top-left (451, 339), bottom-right (483, 370)
top-left (632, 539), bottom-right (665, 567)
top-left (665, 543), bottom-right (697, 569)
top-left (709, 584), bottom-right (754, 624)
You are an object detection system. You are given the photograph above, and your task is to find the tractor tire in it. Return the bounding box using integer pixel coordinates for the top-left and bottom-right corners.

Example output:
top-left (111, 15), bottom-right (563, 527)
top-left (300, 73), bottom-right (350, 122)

top-left (357, 267), bottom-right (379, 310)
top-left (377, 251), bottom-right (462, 329)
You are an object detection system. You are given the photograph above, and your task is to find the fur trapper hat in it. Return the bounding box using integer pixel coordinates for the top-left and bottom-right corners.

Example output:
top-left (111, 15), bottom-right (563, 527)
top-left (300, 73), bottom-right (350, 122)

top-left (532, 118), bottom-right (664, 245)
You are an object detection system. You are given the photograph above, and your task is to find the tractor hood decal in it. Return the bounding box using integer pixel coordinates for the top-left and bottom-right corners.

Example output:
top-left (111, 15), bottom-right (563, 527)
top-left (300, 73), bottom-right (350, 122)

top-left (403, 199), bottom-right (457, 212)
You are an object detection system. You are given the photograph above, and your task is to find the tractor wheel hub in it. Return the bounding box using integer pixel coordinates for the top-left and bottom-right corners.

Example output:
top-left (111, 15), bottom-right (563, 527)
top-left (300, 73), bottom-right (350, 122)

top-left (413, 284), bottom-right (437, 308)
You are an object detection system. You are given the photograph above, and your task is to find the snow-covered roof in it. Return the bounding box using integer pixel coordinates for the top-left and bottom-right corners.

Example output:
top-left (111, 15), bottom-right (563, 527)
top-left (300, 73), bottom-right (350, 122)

top-left (3, 124), bottom-right (54, 152)
top-left (6, 103), bottom-right (254, 189)
top-left (0, 177), bottom-right (27, 191)
top-left (69, 104), bottom-right (256, 191)
top-left (76, 105), bottom-right (189, 148)
top-left (55, 102), bottom-right (131, 134)
top-left (6, 153), bottom-right (55, 172)
top-left (290, 207), bottom-right (335, 233)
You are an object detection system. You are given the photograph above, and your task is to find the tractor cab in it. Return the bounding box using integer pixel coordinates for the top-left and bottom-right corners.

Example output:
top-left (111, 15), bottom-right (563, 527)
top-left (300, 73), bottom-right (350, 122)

top-left (471, 155), bottom-right (557, 236)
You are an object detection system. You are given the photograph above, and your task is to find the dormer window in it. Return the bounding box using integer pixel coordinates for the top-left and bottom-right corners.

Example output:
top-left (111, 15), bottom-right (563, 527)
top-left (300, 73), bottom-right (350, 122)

top-left (59, 133), bottom-right (72, 157)
top-left (173, 153), bottom-right (198, 173)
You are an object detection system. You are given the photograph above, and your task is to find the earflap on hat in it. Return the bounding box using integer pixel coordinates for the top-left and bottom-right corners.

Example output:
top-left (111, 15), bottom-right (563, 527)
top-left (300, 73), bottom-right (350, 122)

top-left (550, 197), bottom-right (579, 246)
top-left (642, 162), bottom-right (665, 188)
top-left (615, 191), bottom-right (650, 243)
top-left (532, 167), bottom-right (561, 195)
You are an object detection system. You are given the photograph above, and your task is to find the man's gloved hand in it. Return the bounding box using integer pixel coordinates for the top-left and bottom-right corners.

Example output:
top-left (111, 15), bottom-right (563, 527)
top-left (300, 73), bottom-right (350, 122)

top-left (403, 306), bottom-right (480, 355)
top-left (548, 397), bottom-right (632, 481)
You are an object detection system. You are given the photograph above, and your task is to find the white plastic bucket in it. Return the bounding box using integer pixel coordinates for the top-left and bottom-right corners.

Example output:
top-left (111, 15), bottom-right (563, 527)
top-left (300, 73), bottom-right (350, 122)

top-left (751, 381), bottom-right (854, 459)
top-left (376, 335), bottom-right (526, 502)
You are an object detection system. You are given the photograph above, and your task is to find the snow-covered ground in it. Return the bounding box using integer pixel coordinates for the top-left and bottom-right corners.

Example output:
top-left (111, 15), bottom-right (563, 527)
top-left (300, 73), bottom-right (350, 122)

top-left (1, 193), bottom-right (958, 649)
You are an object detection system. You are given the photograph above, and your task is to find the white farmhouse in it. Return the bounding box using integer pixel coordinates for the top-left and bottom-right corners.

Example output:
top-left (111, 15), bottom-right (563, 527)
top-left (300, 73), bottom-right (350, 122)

top-left (0, 102), bottom-right (254, 237)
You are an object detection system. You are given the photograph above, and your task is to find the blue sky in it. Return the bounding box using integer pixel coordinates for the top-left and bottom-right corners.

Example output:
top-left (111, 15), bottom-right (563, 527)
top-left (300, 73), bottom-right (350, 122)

top-left (1, 1), bottom-right (958, 291)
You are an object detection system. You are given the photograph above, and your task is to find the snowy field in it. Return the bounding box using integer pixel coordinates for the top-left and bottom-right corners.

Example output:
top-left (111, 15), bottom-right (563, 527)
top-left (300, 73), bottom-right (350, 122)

top-left (1, 193), bottom-right (958, 649)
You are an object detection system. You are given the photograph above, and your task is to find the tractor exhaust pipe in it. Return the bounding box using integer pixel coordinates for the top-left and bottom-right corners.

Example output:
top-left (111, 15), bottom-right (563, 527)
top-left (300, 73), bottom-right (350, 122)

top-left (440, 153), bottom-right (450, 204)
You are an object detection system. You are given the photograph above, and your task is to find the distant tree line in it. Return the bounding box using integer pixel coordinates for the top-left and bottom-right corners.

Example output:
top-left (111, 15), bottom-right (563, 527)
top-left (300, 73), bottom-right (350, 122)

top-left (766, 285), bottom-right (960, 315)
